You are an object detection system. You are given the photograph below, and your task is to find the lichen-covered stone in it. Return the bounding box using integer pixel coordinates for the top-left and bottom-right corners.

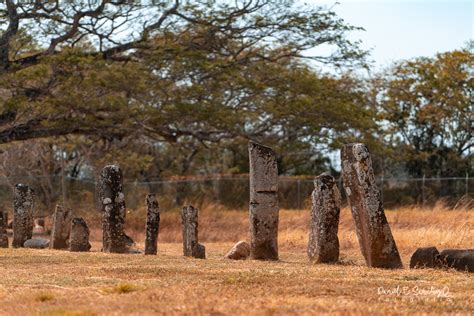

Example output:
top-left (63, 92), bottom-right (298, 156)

top-left (341, 143), bottom-right (402, 269)
top-left (225, 241), bottom-right (250, 260)
top-left (50, 205), bottom-right (72, 249)
top-left (12, 184), bottom-right (35, 248)
top-left (69, 217), bottom-right (91, 252)
top-left (248, 141), bottom-right (279, 261)
top-left (145, 194), bottom-right (160, 255)
top-left (308, 174), bottom-right (341, 263)
top-left (181, 205), bottom-right (205, 259)
top-left (0, 211), bottom-right (8, 248)
top-left (24, 238), bottom-right (49, 249)
top-left (99, 165), bottom-right (134, 253)
top-left (438, 249), bottom-right (473, 272)
top-left (410, 247), bottom-right (440, 269)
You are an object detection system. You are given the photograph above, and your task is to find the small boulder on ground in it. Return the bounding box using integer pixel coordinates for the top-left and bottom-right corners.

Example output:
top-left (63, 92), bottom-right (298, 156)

top-left (410, 246), bottom-right (440, 269)
top-left (225, 241), bottom-right (250, 260)
top-left (24, 238), bottom-right (50, 249)
top-left (439, 249), bottom-right (474, 272)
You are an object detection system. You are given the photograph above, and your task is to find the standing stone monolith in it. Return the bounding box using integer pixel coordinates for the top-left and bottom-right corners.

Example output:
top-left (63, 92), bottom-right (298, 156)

top-left (99, 165), bottom-right (133, 253)
top-left (341, 143), bottom-right (402, 269)
top-left (181, 205), bottom-right (205, 259)
top-left (50, 205), bottom-right (72, 249)
top-left (0, 210), bottom-right (8, 248)
top-left (308, 174), bottom-right (341, 263)
top-left (145, 194), bottom-right (160, 255)
top-left (248, 141), bottom-right (279, 260)
top-left (12, 184), bottom-right (35, 248)
top-left (69, 217), bottom-right (91, 252)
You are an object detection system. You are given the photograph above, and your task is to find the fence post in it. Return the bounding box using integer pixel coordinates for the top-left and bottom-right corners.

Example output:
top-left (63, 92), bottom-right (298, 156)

top-left (297, 179), bottom-right (301, 209)
top-left (466, 173), bottom-right (469, 195)
top-left (422, 174), bottom-right (425, 208)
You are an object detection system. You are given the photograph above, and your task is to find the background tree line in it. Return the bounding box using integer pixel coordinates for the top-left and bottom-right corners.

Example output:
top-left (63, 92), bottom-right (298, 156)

top-left (0, 1), bottom-right (472, 209)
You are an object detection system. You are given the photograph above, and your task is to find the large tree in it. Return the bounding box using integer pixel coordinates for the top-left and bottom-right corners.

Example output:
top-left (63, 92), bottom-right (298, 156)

top-left (0, 0), bottom-right (366, 145)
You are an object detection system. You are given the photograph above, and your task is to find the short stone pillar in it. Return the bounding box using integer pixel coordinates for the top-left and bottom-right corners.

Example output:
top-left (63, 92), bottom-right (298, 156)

top-left (145, 194), bottom-right (160, 255)
top-left (12, 184), bottom-right (35, 248)
top-left (69, 217), bottom-right (91, 252)
top-left (0, 210), bottom-right (8, 248)
top-left (341, 143), bottom-right (402, 269)
top-left (248, 141), bottom-right (279, 260)
top-left (308, 174), bottom-right (341, 263)
top-left (50, 205), bottom-right (72, 249)
top-left (99, 165), bottom-right (132, 253)
top-left (181, 205), bottom-right (205, 259)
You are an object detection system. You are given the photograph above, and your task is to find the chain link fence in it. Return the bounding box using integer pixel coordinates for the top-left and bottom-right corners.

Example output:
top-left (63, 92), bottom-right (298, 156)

top-left (0, 174), bottom-right (472, 217)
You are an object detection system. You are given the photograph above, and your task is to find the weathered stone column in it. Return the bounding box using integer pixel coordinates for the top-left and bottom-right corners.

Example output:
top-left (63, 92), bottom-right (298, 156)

top-left (0, 210), bottom-right (8, 248)
top-left (248, 141), bottom-right (279, 260)
top-left (181, 205), bottom-right (205, 259)
top-left (308, 174), bottom-right (341, 263)
top-left (69, 217), bottom-right (91, 252)
top-left (341, 143), bottom-right (402, 269)
top-left (12, 184), bottom-right (35, 248)
top-left (50, 205), bottom-right (72, 249)
top-left (99, 165), bottom-right (133, 253)
top-left (145, 194), bottom-right (160, 255)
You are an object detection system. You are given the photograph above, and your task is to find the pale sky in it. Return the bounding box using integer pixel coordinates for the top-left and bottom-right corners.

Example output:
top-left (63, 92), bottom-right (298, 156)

top-left (307, 0), bottom-right (473, 69)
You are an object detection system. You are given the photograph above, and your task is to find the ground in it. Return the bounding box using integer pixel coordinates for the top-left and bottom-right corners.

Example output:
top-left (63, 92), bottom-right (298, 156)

top-left (0, 205), bottom-right (472, 315)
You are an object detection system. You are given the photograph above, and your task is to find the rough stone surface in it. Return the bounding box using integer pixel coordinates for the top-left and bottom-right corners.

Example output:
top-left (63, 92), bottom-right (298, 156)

top-left (248, 141), bottom-right (279, 261)
top-left (69, 217), bottom-right (91, 252)
top-left (50, 205), bottom-right (72, 249)
top-left (145, 194), bottom-right (160, 255)
top-left (181, 205), bottom-right (205, 259)
top-left (308, 174), bottom-right (341, 263)
top-left (341, 143), bottom-right (402, 269)
top-left (24, 238), bottom-right (49, 249)
top-left (225, 241), bottom-right (250, 260)
top-left (410, 247), bottom-right (440, 269)
top-left (12, 184), bottom-right (35, 248)
top-left (438, 249), bottom-right (473, 272)
top-left (99, 165), bottom-right (134, 253)
top-left (0, 211), bottom-right (8, 248)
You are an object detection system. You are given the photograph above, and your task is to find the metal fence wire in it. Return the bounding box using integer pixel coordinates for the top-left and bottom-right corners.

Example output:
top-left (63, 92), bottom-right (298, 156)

top-left (0, 174), bottom-right (471, 216)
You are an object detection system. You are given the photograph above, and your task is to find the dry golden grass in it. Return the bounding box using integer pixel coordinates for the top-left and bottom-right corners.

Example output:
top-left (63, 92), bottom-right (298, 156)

top-left (0, 204), bottom-right (473, 315)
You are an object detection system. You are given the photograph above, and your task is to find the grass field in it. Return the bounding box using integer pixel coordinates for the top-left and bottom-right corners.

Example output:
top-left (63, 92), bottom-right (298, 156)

top-left (0, 204), bottom-right (473, 315)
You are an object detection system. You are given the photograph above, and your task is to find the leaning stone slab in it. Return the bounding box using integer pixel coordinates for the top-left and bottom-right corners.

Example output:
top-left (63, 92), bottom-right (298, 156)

top-left (99, 165), bottom-right (134, 253)
top-left (145, 194), bottom-right (160, 255)
top-left (0, 211), bottom-right (8, 248)
top-left (341, 143), bottom-right (402, 269)
top-left (225, 241), bottom-right (250, 260)
top-left (248, 141), bottom-right (279, 261)
top-left (24, 238), bottom-right (49, 249)
top-left (181, 205), bottom-right (205, 259)
top-left (69, 217), bottom-right (91, 252)
top-left (50, 205), bottom-right (72, 249)
top-left (438, 249), bottom-right (473, 272)
top-left (308, 174), bottom-right (341, 263)
top-left (12, 184), bottom-right (35, 248)
top-left (410, 247), bottom-right (440, 269)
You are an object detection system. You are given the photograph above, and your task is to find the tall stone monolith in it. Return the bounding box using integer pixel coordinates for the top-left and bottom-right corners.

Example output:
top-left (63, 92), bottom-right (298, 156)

top-left (181, 205), bottom-right (205, 259)
top-left (99, 165), bottom-right (133, 253)
top-left (12, 184), bottom-right (35, 248)
top-left (69, 217), bottom-right (91, 252)
top-left (341, 143), bottom-right (402, 269)
top-left (145, 194), bottom-right (160, 255)
top-left (0, 210), bottom-right (8, 248)
top-left (50, 205), bottom-right (72, 249)
top-left (248, 141), bottom-right (279, 260)
top-left (308, 174), bottom-right (341, 263)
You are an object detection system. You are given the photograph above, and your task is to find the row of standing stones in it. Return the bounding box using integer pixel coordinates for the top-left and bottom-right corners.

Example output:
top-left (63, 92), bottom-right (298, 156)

top-left (0, 142), bottom-right (472, 272)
